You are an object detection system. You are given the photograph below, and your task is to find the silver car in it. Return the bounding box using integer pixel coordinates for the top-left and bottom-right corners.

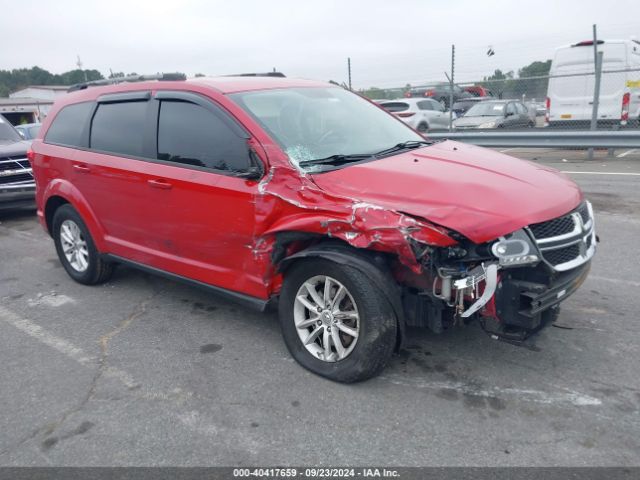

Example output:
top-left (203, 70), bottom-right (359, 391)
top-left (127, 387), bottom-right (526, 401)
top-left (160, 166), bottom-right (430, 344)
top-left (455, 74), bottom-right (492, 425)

top-left (379, 98), bottom-right (453, 132)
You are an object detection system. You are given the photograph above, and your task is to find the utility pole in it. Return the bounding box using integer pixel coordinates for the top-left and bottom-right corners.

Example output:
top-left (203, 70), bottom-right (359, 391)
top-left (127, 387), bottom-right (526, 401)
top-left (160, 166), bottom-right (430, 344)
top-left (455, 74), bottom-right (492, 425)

top-left (76, 55), bottom-right (87, 82)
top-left (447, 45), bottom-right (455, 131)
top-left (347, 57), bottom-right (352, 90)
top-left (588, 24), bottom-right (603, 160)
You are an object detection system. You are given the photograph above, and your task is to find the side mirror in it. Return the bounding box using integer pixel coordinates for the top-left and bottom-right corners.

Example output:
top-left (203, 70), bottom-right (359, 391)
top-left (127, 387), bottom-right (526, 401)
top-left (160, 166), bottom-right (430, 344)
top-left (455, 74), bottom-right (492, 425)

top-left (239, 165), bottom-right (263, 181)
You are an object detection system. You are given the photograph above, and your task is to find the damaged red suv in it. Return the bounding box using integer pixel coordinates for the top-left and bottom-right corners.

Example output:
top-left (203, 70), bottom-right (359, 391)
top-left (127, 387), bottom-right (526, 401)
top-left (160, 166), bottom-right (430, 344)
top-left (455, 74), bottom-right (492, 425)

top-left (30, 74), bottom-right (596, 382)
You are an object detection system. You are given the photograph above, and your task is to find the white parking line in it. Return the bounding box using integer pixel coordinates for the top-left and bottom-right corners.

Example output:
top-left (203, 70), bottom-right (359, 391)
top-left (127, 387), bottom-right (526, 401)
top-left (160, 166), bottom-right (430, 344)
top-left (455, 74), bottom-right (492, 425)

top-left (0, 304), bottom-right (138, 388)
top-left (561, 171), bottom-right (640, 176)
top-left (616, 149), bottom-right (637, 158)
top-left (0, 305), bottom-right (94, 366)
top-left (380, 376), bottom-right (602, 406)
top-left (499, 148), bottom-right (519, 153)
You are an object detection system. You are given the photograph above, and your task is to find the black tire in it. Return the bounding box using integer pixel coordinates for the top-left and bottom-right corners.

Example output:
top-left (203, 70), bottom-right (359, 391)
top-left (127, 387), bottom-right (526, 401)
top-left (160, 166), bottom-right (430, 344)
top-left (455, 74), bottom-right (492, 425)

top-left (279, 258), bottom-right (397, 383)
top-left (417, 122), bottom-right (429, 133)
top-left (528, 121), bottom-right (535, 128)
top-left (52, 204), bottom-right (114, 285)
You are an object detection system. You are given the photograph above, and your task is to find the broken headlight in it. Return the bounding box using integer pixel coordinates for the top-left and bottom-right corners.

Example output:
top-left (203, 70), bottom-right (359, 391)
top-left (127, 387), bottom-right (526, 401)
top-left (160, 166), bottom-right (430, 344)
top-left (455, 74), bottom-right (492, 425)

top-left (491, 229), bottom-right (540, 267)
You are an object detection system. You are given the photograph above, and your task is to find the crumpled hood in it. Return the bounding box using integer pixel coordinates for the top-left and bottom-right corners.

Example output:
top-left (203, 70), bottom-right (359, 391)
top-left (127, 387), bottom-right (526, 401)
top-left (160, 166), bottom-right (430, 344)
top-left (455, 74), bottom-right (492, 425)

top-left (311, 140), bottom-right (582, 244)
top-left (454, 115), bottom-right (501, 127)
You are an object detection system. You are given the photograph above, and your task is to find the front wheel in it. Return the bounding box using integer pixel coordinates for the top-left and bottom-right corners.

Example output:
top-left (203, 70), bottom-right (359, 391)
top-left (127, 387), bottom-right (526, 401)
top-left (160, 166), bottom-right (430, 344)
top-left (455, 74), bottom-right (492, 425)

top-left (279, 258), bottom-right (397, 383)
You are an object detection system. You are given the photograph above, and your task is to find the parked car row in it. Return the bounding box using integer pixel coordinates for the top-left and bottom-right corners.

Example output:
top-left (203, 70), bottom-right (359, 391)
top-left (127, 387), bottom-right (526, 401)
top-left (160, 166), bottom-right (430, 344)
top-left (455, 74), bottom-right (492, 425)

top-left (379, 96), bottom-right (535, 131)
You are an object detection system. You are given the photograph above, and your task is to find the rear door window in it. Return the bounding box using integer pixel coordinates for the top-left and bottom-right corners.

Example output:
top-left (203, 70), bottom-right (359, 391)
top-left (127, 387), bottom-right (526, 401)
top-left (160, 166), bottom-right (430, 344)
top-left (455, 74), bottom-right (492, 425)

top-left (90, 101), bottom-right (148, 157)
top-left (44, 102), bottom-right (95, 147)
top-left (417, 101), bottom-right (434, 111)
top-left (157, 100), bottom-right (250, 172)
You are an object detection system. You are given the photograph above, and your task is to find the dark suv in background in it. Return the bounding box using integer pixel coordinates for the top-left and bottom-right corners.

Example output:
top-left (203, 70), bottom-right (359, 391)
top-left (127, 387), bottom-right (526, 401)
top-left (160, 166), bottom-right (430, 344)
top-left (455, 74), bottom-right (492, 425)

top-left (0, 114), bottom-right (35, 211)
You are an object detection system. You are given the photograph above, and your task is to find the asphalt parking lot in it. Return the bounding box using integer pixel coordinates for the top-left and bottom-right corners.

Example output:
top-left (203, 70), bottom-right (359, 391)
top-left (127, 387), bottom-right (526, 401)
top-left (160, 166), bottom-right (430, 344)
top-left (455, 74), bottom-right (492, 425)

top-left (1, 150), bottom-right (639, 467)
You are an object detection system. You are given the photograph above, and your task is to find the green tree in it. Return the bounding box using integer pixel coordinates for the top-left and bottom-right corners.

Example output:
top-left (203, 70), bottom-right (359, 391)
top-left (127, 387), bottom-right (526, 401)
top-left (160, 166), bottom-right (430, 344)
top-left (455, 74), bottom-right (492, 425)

top-left (0, 66), bottom-right (105, 95)
top-left (517, 60), bottom-right (552, 100)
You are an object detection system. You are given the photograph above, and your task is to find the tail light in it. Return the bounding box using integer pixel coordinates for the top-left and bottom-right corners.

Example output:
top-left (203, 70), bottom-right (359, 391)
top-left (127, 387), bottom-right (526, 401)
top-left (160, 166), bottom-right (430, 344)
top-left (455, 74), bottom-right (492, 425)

top-left (404, 92), bottom-right (412, 98)
top-left (424, 90), bottom-right (435, 97)
top-left (396, 112), bottom-right (416, 118)
top-left (544, 97), bottom-right (551, 126)
top-left (27, 149), bottom-right (35, 163)
top-left (621, 92), bottom-right (630, 125)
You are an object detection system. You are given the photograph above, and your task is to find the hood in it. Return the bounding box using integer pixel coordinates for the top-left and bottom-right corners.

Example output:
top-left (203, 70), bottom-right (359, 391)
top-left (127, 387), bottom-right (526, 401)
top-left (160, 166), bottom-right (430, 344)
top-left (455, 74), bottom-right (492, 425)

top-left (311, 140), bottom-right (582, 244)
top-left (454, 115), bottom-right (502, 127)
top-left (0, 140), bottom-right (31, 157)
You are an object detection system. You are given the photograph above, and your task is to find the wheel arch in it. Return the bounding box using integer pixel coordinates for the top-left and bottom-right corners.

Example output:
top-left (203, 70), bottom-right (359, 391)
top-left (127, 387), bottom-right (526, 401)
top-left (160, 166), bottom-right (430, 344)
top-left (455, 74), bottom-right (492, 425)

top-left (278, 240), bottom-right (406, 351)
top-left (42, 180), bottom-right (107, 251)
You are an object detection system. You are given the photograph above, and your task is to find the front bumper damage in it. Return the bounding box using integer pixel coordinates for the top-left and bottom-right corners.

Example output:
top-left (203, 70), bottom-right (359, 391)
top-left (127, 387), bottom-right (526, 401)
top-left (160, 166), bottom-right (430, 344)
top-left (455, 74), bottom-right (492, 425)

top-left (409, 201), bottom-right (596, 340)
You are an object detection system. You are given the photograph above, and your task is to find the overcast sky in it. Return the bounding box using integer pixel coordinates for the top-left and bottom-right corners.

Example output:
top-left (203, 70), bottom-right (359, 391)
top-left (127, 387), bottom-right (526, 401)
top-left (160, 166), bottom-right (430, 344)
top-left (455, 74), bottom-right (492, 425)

top-left (2, 0), bottom-right (638, 88)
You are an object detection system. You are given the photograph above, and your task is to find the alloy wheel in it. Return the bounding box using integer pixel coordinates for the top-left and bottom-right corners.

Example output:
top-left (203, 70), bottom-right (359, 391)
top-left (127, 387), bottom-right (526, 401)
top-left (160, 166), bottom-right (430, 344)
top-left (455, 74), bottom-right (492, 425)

top-left (59, 219), bottom-right (89, 272)
top-left (293, 275), bottom-right (360, 362)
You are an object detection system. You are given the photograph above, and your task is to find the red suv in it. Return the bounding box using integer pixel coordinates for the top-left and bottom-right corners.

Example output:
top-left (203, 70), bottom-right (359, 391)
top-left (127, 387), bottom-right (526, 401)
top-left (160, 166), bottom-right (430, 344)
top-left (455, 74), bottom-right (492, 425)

top-left (30, 74), bottom-right (596, 382)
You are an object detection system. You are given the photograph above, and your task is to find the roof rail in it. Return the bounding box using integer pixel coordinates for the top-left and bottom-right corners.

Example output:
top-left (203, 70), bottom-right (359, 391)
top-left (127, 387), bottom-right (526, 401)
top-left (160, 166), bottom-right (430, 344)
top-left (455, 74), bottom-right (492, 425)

top-left (67, 72), bottom-right (186, 93)
top-left (224, 72), bottom-right (286, 78)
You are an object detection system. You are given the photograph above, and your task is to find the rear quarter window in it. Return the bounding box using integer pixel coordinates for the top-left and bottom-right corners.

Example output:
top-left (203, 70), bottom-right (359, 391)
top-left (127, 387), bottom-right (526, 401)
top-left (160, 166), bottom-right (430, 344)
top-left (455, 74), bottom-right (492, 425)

top-left (44, 102), bottom-right (95, 147)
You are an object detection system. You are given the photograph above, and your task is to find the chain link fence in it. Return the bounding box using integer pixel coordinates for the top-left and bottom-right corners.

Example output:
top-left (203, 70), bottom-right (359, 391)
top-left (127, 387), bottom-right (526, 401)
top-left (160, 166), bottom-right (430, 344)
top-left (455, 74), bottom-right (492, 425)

top-left (362, 68), bottom-right (640, 133)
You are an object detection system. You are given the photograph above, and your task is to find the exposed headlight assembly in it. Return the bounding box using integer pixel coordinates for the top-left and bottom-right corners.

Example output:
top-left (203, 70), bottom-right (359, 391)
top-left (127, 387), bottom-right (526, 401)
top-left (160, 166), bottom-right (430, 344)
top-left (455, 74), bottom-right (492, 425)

top-left (491, 229), bottom-right (540, 267)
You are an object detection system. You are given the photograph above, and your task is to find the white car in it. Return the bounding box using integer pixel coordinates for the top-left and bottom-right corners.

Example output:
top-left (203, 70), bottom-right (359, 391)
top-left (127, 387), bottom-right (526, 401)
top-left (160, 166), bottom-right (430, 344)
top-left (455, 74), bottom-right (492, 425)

top-left (379, 98), bottom-right (454, 132)
top-left (547, 39), bottom-right (640, 128)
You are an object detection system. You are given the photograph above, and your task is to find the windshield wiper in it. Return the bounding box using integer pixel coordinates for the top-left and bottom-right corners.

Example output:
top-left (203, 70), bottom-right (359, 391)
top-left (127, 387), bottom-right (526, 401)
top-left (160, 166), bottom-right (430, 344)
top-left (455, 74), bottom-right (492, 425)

top-left (372, 140), bottom-right (434, 158)
top-left (298, 153), bottom-right (373, 167)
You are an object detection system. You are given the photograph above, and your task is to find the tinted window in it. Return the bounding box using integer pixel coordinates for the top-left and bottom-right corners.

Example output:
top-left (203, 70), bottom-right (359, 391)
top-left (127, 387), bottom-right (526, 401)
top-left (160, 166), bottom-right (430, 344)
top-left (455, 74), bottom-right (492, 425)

top-left (516, 103), bottom-right (528, 114)
top-left (506, 103), bottom-right (517, 115)
top-left (417, 101), bottom-right (433, 111)
top-left (44, 102), bottom-right (94, 147)
top-left (380, 102), bottom-right (409, 113)
top-left (157, 100), bottom-right (250, 172)
top-left (90, 101), bottom-right (147, 156)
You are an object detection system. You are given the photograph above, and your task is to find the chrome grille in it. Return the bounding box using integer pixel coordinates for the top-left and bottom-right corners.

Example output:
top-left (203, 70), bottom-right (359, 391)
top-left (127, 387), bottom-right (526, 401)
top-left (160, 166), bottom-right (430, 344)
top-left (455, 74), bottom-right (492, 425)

top-left (0, 157), bottom-right (34, 186)
top-left (529, 215), bottom-right (575, 239)
top-left (527, 201), bottom-right (596, 272)
top-left (543, 244), bottom-right (581, 266)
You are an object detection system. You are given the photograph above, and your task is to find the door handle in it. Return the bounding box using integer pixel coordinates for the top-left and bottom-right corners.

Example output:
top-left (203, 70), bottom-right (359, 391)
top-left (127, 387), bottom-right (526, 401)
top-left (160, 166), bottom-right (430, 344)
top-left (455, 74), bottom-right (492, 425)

top-left (72, 164), bottom-right (91, 173)
top-left (147, 179), bottom-right (172, 190)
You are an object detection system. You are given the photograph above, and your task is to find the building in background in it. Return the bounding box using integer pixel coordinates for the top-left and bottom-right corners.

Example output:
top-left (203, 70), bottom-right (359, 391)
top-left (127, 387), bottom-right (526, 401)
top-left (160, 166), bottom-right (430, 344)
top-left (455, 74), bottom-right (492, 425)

top-left (0, 85), bottom-right (68, 125)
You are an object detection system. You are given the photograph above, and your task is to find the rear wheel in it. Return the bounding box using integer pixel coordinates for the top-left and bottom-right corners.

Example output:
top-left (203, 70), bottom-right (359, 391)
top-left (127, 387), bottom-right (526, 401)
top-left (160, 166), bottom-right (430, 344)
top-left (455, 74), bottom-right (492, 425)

top-left (52, 204), bottom-right (113, 285)
top-left (417, 122), bottom-right (429, 133)
top-left (279, 258), bottom-right (397, 383)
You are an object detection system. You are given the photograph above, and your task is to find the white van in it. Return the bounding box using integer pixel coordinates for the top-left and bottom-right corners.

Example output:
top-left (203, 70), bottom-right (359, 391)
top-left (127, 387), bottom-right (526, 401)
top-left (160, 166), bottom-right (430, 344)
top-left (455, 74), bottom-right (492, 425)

top-left (546, 39), bottom-right (640, 128)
